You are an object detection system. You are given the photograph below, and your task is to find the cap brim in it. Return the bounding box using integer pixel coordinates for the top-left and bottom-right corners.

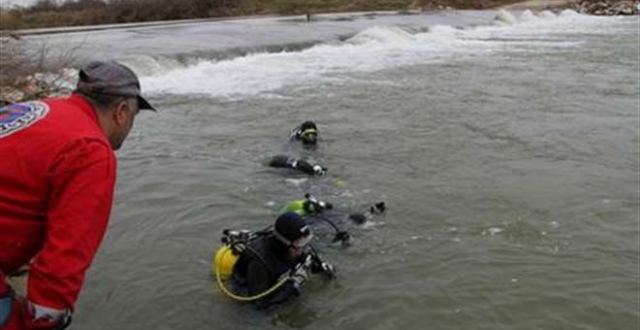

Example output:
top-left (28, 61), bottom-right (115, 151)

top-left (137, 95), bottom-right (156, 112)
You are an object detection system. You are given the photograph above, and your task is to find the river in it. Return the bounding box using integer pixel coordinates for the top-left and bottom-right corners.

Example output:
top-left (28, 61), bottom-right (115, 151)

top-left (24, 9), bottom-right (639, 330)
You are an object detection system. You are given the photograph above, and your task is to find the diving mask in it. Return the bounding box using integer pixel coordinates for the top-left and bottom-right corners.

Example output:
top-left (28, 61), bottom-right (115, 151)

top-left (300, 128), bottom-right (317, 144)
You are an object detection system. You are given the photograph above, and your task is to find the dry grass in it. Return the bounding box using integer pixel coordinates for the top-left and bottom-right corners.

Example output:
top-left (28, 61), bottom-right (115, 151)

top-left (0, 32), bottom-right (79, 104)
top-left (230, 0), bottom-right (525, 15)
top-left (1, 0), bottom-right (528, 30)
top-left (0, 34), bottom-right (32, 86)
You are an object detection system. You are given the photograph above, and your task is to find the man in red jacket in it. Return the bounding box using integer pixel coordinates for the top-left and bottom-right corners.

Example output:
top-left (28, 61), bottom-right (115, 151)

top-left (0, 61), bottom-right (155, 329)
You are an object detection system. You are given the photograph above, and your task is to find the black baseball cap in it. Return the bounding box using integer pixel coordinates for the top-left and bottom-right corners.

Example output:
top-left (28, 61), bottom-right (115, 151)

top-left (274, 212), bottom-right (313, 248)
top-left (76, 61), bottom-right (156, 111)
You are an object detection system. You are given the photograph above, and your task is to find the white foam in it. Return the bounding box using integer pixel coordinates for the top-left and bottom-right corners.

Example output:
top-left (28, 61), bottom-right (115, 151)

top-left (520, 10), bottom-right (540, 22)
top-left (119, 55), bottom-right (190, 77)
top-left (494, 9), bottom-right (516, 25)
top-left (361, 221), bottom-right (384, 229)
top-left (538, 10), bottom-right (557, 19)
top-left (560, 9), bottom-right (581, 18)
top-left (482, 227), bottom-right (504, 236)
top-left (346, 25), bottom-right (414, 45)
top-left (284, 178), bottom-right (308, 187)
top-left (140, 10), bottom-right (624, 99)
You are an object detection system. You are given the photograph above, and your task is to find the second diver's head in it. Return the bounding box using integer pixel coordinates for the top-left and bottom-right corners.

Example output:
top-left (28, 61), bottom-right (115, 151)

top-left (296, 121), bottom-right (318, 145)
top-left (273, 211), bottom-right (313, 260)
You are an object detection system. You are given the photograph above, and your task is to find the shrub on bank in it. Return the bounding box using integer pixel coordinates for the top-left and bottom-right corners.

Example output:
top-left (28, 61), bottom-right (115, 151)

top-left (0, 33), bottom-right (77, 105)
top-left (0, 0), bottom-right (528, 30)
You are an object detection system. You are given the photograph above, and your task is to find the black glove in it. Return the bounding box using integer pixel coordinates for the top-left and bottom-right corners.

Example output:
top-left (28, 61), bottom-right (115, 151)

top-left (349, 213), bottom-right (367, 225)
top-left (370, 202), bottom-right (386, 214)
top-left (309, 251), bottom-right (336, 279)
top-left (333, 231), bottom-right (351, 244)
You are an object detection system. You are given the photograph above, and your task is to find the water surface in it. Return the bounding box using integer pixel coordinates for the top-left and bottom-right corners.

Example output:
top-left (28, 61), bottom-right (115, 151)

top-left (59, 10), bottom-right (640, 330)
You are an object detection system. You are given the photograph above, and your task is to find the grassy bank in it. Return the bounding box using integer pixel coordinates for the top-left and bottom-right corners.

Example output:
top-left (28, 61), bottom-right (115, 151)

top-left (1, 0), bottom-right (525, 30)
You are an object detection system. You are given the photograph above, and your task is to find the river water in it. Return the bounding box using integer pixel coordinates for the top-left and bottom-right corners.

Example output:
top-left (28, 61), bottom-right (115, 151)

top-left (29, 9), bottom-right (639, 330)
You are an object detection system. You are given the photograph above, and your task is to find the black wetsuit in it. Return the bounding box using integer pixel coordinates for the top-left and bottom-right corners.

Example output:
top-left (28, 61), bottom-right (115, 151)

top-left (268, 155), bottom-right (325, 176)
top-left (232, 234), bottom-right (310, 309)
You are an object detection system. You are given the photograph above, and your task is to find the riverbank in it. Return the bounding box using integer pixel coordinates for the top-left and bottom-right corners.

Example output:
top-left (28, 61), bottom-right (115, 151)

top-left (573, 0), bottom-right (639, 15)
top-left (502, 0), bottom-right (639, 14)
top-left (0, 0), bottom-right (636, 105)
top-left (500, 0), bottom-right (574, 10)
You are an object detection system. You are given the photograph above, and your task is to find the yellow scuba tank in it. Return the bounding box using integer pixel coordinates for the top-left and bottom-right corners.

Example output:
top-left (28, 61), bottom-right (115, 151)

top-left (213, 228), bottom-right (293, 301)
top-left (212, 245), bottom-right (239, 280)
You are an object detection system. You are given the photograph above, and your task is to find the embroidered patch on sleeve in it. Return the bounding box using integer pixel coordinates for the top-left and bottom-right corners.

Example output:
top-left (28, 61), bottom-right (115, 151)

top-left (0, 101), bottom-right (50, 138)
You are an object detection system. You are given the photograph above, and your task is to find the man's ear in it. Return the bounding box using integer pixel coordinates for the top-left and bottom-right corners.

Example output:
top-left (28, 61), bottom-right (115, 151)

top-left (112, 100), bottom-right (129, 126)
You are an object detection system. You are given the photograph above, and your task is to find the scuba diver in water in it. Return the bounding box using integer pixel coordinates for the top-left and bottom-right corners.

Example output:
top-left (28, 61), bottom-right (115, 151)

top-left (289, 121), bottom-right (318, 145)
top-left (213, 212), bottom-right (335, 309)
top-left (281, 194), bottom-right (386, 245)
top-left (268, 120), bottom-right (327, 176)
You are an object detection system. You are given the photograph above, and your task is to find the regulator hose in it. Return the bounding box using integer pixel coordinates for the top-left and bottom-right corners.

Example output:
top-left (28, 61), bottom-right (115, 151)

top-left (312, 215), bottom-right (351, 243)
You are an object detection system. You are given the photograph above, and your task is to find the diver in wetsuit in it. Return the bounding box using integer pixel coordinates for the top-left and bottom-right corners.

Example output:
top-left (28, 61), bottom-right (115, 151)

top-left (281, 194), bottom-right (386, 244)
top-left (268, 121), bottom-right (327, 176)
top-left (229, 212), bottom-right (335, 309)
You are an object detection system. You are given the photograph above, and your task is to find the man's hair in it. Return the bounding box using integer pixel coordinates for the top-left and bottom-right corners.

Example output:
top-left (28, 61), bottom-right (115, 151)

top-left (76, 90), bottom-right (131, 113)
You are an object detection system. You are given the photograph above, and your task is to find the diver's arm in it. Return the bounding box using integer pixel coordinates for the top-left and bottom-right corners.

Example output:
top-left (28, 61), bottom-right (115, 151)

top-left (294, 159), bottom-right (316, 175)
top-left (246, 260), bottom-right (300, 309)
top-left (309, 256), bottom-right (324, 274)
top-left (268, 155), bottom-right (326, 176)
top-left (308, 249), bottom-right (336, 278)
top-left (268, 155), bottom-right (292, 169)
top-left (289, 126), bottom-right (301, 140)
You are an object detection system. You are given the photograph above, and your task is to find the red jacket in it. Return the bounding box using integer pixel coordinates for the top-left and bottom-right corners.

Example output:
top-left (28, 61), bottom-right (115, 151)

top-left (0, 93), bottom-right (116, 311)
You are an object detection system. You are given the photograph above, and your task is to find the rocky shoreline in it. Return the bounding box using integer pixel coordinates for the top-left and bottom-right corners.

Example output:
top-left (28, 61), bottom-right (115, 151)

top-left (573, 0), bottom-right (639, 15)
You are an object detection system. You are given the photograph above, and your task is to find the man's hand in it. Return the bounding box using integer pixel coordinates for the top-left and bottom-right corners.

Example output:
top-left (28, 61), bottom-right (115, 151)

top-left (17, 297), bottom-right (71, 330)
